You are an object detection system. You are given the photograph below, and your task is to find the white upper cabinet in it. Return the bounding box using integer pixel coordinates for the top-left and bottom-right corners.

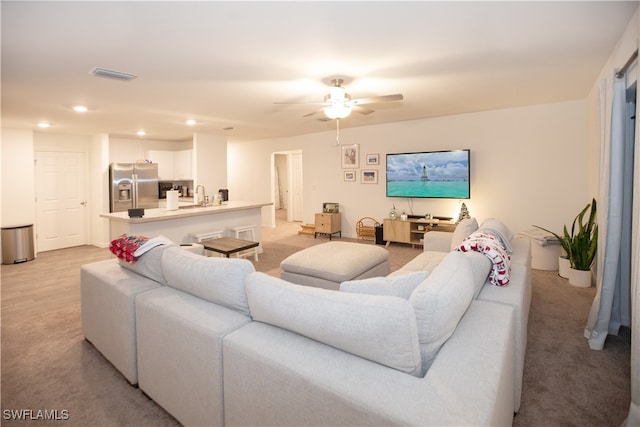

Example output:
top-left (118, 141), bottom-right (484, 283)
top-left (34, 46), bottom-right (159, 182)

top-left (147, 149), bottom-right (192, 180)
top-left (174, 150), bottom-right (193, 180)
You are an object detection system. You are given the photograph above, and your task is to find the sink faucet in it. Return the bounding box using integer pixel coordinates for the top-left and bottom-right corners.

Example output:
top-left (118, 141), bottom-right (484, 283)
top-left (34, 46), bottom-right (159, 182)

top-left (195, 184), bottom-right (206, 206)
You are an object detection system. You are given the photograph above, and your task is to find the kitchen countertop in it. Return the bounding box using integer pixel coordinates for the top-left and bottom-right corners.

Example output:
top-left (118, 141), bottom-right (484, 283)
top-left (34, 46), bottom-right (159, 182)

top-left (100, 200), bottom-right (272, 224)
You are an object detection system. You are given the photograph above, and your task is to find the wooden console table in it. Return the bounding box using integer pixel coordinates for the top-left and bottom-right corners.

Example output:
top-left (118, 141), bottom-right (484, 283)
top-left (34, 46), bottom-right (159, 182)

top-left (383, 218), bottom-right (456, 247)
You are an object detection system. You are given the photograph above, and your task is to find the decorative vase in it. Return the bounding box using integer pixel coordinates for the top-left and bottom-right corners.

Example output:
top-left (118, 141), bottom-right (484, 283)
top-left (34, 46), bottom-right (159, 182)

top-left (568, 268), bottom-right (591, 288)
top-left (389, 205), bottom-right (397, 220)
top-left (558, 256), bottom-right (570, 279)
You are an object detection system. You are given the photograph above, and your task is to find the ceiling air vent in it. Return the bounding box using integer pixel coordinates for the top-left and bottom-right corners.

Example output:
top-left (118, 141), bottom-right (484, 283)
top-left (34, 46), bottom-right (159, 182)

top-left (90, 67), bottom-right (137, 81)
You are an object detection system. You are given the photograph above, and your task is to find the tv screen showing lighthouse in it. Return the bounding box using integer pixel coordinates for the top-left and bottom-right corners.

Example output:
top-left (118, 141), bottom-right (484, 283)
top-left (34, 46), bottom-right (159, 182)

top-left (386, 149), bottom-right (470, 199)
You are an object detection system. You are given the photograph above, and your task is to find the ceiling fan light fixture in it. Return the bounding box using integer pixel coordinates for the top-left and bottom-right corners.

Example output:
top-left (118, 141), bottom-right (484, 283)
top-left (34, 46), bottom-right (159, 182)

top-left (324, 104), bottom-right (352, 119)
top-left (328, 85), bottom-right (347, 101)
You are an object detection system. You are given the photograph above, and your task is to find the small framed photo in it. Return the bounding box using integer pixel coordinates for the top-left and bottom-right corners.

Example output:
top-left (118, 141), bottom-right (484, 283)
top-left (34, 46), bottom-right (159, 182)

top-left (344, 171), bottom-right (356, 182)
top-left (341, 144), bottom-right (359, 169)
top-left (361, 169), bottom-right (378, 184)
top-left (366, 153), bottom-right (379, 165)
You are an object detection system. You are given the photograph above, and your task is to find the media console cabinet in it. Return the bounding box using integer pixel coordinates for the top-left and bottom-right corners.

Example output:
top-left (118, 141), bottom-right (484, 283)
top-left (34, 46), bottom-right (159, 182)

top-left (383, 218), bottom-right (456, 247)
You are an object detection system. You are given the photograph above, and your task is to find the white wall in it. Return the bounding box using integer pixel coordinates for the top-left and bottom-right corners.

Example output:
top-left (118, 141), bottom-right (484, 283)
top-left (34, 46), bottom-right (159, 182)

top-left (193, 132), bottom-right (227, 200)
top-left (91, 133), bottom-right (110, 247)
top-left (229, 100), bottom-right (589, 238)
top-left (1, 129), bottom-right (36, 228)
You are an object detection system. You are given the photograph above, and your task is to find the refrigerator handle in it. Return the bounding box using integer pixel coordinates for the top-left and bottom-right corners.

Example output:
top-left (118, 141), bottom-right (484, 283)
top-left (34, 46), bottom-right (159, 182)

top-left (132, 173), bottom-right (138, 208)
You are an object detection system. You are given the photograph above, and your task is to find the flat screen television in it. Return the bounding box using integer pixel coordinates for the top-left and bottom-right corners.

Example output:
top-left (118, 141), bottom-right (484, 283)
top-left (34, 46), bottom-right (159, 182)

top-left (386, 149), bottom-right (470, 199)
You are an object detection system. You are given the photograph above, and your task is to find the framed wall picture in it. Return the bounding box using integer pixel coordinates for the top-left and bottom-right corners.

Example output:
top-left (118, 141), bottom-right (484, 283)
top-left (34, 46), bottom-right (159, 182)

top-left (361, 169), bottom-right (378, 184)
top-left (344, 171), bottom-right (356, 182)
top-left (366, 153), bottom-right (379, 165)
top-left (341, 144), bottom-right (359, 169)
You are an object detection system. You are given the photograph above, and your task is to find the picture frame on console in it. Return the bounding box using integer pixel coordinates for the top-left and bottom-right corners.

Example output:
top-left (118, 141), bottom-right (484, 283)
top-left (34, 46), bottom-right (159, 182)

top-left (361, 169), bottom-right (378, 184)
top-left (344, 171), bottom-right (356, 182)
top-left (341, 144), bottom-right (359, 169)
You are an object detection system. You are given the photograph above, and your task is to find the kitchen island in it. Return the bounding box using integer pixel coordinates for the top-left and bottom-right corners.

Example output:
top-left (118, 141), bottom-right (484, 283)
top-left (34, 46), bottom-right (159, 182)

top-left (100, 200), bottom-right (272, 247)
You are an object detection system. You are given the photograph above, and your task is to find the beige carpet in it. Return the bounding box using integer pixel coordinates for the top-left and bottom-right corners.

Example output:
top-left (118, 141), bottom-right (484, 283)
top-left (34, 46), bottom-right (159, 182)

top-left (0, 211), bottom-right (631, 426)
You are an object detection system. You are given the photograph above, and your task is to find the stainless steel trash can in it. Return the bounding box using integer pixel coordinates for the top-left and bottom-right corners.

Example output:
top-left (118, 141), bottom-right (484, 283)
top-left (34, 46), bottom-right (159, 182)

top-left (1, 224), bottom-right (35, 264)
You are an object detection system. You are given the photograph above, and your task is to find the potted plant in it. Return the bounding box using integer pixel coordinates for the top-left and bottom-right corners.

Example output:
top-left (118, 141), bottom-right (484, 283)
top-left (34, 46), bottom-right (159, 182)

top-left (565, 199), bottom-right (598, 287)
top-left (535, 198), bottom-right (598, 286)
top-left (534, 223), bottom-right (573, 279)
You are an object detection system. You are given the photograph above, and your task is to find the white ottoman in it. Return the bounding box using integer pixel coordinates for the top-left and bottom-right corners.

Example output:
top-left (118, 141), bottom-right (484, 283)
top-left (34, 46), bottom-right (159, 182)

top-left (280, 241), bottom-right (390, 290)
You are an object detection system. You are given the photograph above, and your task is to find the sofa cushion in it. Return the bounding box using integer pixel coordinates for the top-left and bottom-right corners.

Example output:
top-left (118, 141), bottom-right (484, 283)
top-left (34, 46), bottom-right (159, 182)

top-left (479, 218), bottom-right (514, 252)
top-left (464, 251), bottom-right (493, 298)
top-left (246, 272), bottom-right (422, 377)
top-left (161, 247), bottom-right (254, 316)
top-left (391, 251), bottom-right (447, 276)
top-left (118, 242), bottom-right (176, 285)
top-left (450, 217), bottom-right (478, 251)
top-left (340, 271), bottom-right (429, 299)
top-left (409, 251), bottom-right (475, 375)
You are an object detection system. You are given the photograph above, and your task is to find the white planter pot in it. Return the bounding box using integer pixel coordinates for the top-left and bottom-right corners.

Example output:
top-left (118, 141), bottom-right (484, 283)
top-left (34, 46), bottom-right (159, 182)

top-left (558, 256), bottom-right (570, 279)
top-left (568, 268), bottom-right (591, 288)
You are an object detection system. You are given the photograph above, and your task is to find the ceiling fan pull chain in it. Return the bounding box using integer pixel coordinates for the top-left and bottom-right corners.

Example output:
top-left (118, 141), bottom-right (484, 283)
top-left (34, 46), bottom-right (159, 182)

top-left (336, 119), bottom-right (340, 145)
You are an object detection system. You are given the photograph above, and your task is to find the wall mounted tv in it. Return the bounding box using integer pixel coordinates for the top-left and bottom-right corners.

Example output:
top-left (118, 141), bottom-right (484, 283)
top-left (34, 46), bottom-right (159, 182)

top-left (386, 149), bottom-right (470, 199)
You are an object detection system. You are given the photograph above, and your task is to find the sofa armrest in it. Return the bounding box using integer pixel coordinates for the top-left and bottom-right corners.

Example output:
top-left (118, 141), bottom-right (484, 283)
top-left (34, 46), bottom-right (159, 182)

top-left (423, 231), bottom-right (453, 252)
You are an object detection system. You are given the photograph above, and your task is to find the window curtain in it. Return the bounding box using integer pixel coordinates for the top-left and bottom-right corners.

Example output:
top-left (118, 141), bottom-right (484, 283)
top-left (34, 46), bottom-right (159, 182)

top-left (623, 77), bottom-right (640, 427)
top-left (585, 69), bottom-right (639, 426)
top-left (584, 72), bottom-right (632, 349)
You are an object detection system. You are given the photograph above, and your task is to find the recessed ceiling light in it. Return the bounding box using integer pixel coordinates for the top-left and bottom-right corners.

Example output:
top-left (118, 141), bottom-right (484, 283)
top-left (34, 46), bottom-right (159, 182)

top-left (37, 122), bottom-right (52, 128)
top-left (136, 130), bottom-right (147, 136)
top-left (73, 105), bottom-right (88, 112)
top-left (185, 119), bottom-right (196, 126)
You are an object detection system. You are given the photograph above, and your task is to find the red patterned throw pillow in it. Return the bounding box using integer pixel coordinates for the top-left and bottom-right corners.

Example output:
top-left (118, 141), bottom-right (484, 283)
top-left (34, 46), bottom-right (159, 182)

top-left (109, 234), bottom-right (149, 263)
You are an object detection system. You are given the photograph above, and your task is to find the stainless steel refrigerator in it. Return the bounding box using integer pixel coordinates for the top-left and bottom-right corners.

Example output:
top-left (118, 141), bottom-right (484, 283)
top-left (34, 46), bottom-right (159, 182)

top-left (109, 163), bottom-right (159, 213)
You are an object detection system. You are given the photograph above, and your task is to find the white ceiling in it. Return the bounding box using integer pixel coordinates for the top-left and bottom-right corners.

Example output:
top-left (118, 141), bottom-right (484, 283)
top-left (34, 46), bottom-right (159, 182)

top-left (1, 1), bottom-right (637, 142)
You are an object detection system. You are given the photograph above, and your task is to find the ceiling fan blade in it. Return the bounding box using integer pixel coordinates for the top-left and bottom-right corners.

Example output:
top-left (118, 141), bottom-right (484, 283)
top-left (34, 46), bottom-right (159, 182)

top-left (352, 105), bottom-right (375, 115)
top-left (303, 109), bottom-right (323, 118)
top-left (274, 101), bottom-right (328, 105)
top-left (351, 94), bottom-right (403, 106)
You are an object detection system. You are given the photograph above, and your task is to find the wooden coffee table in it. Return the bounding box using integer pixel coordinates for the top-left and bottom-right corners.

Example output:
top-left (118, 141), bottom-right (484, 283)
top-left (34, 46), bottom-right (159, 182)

top-left (200, 237), bottom-right (259, 258)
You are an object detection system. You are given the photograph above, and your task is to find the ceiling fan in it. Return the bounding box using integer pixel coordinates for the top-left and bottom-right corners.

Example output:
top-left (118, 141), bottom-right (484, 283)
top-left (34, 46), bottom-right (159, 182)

top-left (277, 78), bottom-right (404, 120)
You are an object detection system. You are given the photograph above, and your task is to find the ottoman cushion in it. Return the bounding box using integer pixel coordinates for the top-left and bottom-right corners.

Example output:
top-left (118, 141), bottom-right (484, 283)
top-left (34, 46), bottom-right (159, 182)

top-left (280, 242), bottom-right (390, 289)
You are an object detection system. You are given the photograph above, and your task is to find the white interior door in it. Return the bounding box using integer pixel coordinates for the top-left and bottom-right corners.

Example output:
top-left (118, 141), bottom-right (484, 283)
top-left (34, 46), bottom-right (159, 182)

top-left (290, 152), bottom-right (303, 222)
top-left (35, 151), bottom-right (87, 251)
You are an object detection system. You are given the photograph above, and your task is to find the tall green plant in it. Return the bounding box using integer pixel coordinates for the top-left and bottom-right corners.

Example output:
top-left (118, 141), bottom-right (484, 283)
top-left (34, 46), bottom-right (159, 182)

top-left (534, 198), bottom-right (598, 271)
top-left (568, 199), bottom-right (598, 270)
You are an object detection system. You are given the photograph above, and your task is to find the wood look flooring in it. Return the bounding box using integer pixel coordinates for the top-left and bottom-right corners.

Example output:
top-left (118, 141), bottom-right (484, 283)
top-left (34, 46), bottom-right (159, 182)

top-left (1, 245), bottom-right (111, 322)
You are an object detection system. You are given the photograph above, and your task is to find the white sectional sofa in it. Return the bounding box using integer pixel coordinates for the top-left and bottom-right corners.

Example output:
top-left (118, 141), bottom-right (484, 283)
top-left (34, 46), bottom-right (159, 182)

top-left (80, 217), bottom-right (530, 426)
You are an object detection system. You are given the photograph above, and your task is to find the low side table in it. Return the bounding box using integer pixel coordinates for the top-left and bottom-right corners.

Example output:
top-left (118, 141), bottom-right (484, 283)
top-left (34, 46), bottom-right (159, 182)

top-left (201, 237), bottom-right (259, 258)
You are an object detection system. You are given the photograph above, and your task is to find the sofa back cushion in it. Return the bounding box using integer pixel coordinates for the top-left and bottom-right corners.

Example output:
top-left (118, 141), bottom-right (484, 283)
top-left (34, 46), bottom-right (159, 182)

top-left (409, 251), bottom-right (475, 375)
top-left (246, 272), bottom-right (423, 377)
top-left (450, 217), bottom-right (479, 251)
top-left (464, 251), bottom-right (493, 298)
top-left (478, 218), bottom-right (515, 252)
top-left (118, 243), bottom-right (175, 285)
top-left (340, 271), bottom-right (429, 299)
top-left (162, 247), bottom-right (254, 316)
